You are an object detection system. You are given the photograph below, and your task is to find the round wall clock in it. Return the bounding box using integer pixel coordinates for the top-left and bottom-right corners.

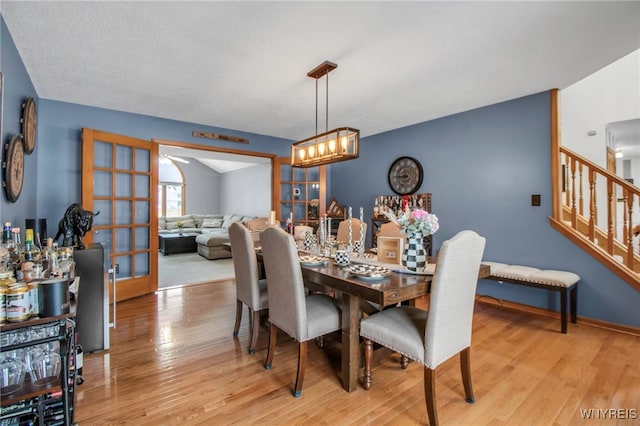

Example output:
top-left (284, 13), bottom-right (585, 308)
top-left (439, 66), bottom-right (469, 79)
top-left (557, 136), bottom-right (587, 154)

top-left (388, 156), bottom-right (423, 195)
top-left (3, 134), bottom-right (25, 202)
top-left (21, 97), bottom-right (37, 154)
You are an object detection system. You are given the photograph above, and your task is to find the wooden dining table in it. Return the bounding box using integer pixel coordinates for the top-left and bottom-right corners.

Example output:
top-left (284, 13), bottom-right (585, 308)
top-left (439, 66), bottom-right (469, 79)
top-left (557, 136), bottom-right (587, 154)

top-left (300, 257), bottom-right (491, 393)
top-left (225, 242), bottom-right (490, 393)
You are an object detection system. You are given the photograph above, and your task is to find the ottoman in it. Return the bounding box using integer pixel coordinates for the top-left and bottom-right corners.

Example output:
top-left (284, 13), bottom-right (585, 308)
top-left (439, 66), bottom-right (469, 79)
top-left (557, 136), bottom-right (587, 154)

top-left (196, 232), bottom-right (232, 260)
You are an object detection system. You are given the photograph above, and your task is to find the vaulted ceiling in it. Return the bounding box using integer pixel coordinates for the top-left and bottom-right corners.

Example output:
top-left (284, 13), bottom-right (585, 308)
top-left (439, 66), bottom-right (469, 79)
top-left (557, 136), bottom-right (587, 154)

top-left (2, 1), bottom-right (639, 142)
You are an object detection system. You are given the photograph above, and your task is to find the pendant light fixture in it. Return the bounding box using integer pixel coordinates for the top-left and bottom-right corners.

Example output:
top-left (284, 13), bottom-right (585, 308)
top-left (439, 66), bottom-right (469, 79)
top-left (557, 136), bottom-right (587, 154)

top-left (291, 61), bottom-right (359, 168)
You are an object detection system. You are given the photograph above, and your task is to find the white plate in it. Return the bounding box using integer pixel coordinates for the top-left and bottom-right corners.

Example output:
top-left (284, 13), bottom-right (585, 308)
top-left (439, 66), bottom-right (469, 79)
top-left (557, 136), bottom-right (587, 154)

top-left (299, 255), bottom-right (329, 267)
top-left (346, 264), bottom-right (391, 280)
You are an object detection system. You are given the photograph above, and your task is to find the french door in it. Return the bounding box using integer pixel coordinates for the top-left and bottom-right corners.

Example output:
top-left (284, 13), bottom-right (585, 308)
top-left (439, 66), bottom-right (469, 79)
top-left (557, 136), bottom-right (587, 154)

top-left (81, 129), bottom-right (158, 301)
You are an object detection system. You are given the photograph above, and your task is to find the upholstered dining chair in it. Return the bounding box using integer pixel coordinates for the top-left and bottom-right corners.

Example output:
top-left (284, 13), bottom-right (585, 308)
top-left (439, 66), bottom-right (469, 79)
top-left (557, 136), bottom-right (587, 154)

top-left (377, 221), bottom-right (406, 239)
top-left (360, 230), bottom-right (486, 425)
top-left (336, 218), bottom-right (367, 245)
top-left (260, 226), bottom-right (342, 397)
top-left (229, 222), bottom-right (269, 355)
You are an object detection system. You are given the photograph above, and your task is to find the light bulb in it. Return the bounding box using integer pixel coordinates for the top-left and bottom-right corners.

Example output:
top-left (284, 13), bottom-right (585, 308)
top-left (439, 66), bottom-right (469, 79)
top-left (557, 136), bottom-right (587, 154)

top-left (298, 149), bottom-right (306, 160)
top-left (318, 143), bottom-right (326, 156)
top-left (328, 139), bottom-right (337, 153)
top-left (308, 145), bottom-right (315, 158)
top-left (340, 136), bottom-right (348, 151)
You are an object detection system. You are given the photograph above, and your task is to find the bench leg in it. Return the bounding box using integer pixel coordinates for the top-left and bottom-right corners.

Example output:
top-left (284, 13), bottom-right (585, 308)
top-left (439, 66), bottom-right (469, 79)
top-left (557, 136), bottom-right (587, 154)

top-left (560, 288), bottom-right (568, 334)
top-left (570, 285), bottom-right (577, 323)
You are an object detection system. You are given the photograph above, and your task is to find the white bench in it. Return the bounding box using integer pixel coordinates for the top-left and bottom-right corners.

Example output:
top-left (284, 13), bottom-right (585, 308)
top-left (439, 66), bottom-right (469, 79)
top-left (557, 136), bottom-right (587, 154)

top-left (482, 262), bottom-right (580, 334)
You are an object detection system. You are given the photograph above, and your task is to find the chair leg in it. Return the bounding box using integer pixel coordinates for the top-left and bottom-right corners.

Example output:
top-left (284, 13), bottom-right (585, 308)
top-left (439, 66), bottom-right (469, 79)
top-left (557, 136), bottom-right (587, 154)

top-left (264, 323), bottom-right (277, 369)
top-left (362, 339), bottom-right (373, 390)
top-left (233, 300), bottom-right (242, 337)
top-left (248, 308), bottom-right (261, 355)
top-left (293, 341), bottom-right (308, 398)
top-left (460, 347), bottom-right (475, 403)
top-left (424, 367), bottom-right (438, 426)
top-left (401, 355), bottom-right (410, 369)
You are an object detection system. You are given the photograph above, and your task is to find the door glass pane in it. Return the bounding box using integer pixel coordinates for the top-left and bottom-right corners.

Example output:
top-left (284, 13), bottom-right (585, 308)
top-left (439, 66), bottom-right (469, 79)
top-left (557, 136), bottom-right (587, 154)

top-left (135, 148), bottom-right (150, 173)
top-left (294, 203), bottom-right (306, 221)
top-left (135, 227), bottom-right (149, 250)
top-left (115, 173), bottom-right (132, 197)
top-left (135, 252), bottom-right (149, 277)
top-left (115, 255), bottom-right (131, 279)
top-left (94, 171), bottom-right (112, 197)
top-left (158, 186), bottom-right (164, 217)
top-left (94, 201), bottom-right (112, 226)
top-left (293, 168), bottom-right (305, 181)
top-left (308, 183), bottom-right (320, 200)
top-left (280, 184), bottom-right (291, 200)
top-left (308, 167), bottom-right (319, 181)
top-left (135, 175), bottom-right (150, 198)
top-left (94, 141), bottom-right (112, 168)
top-left (115, 201), bottom-right (132, 225)
top-left (115, 228), bottom-right (132, 253)
top-left (116, 145), bottom-right (132, 170)
top-left (135, 201), bottom-right (149, 224)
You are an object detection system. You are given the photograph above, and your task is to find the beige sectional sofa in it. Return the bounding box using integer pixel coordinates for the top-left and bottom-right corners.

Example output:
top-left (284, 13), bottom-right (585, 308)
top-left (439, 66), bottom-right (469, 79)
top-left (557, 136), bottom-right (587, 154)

top-left (158, 214), bottom-right (269, 260)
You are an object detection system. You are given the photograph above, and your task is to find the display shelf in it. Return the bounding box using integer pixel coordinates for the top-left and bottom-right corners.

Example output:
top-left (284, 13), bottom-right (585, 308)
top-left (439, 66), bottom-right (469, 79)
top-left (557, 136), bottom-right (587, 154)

top-left (0, 313), bottom-right (76, 426)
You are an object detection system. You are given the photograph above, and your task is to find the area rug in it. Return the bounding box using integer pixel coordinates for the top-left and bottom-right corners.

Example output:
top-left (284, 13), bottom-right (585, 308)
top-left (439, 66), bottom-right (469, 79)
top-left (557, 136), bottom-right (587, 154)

top-left (158, 252), bottom-right (235, 289)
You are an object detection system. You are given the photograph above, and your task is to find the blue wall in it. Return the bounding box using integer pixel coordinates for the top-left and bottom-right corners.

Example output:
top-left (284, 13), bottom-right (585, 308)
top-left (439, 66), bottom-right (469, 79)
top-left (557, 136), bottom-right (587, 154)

top-left (2, 17), bottom-right (639, 328)
top-left (330, 92), bottom-right (640, 328)
top-left (0, 16), bottom-right (38, 226)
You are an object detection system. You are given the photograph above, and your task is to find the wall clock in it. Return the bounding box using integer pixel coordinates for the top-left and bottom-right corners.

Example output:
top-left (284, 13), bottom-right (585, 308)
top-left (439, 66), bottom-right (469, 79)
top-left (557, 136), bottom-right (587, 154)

top-left (388, 156), bottom-right (423, 195)
top-left (21, 97), bottom-right (37, 154)
top-left (3, 134), bottom-right (25, 202)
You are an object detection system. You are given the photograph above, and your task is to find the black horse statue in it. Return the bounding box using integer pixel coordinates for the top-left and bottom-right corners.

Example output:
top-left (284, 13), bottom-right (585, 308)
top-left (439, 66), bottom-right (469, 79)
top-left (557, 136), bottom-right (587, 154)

top-left (54, 203), bottom-right (100, 249)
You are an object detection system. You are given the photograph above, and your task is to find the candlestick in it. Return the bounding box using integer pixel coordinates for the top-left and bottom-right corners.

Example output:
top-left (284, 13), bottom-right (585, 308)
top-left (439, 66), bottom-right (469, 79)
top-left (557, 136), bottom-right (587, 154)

top-left (348, 207), bottom-right (353, 248)
top-left (268, 210), bottom-right (276, 226)
top-left (359, 207), bottom-right (365, 256)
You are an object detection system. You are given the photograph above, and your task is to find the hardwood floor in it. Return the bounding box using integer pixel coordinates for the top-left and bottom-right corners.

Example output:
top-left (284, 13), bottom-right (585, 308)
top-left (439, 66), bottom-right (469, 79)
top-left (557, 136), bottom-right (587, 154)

top-left (76, 281), bottom-right (639, 425)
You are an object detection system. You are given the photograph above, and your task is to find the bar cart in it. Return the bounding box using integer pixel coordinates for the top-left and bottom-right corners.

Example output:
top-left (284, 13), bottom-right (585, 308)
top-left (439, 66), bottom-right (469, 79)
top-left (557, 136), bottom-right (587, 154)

top-left (1, 310), bottom-right (76, 425)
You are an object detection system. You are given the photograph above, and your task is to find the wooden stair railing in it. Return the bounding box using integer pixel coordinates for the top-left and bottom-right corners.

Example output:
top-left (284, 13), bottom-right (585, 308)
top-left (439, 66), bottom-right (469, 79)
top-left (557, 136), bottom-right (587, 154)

top-left (550, 145), bottom-right (640, 290)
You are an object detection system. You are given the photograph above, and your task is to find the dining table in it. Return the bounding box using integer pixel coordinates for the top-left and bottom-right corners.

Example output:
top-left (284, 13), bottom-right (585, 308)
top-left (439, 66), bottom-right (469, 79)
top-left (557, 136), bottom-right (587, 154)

top-left (300, 257), bottom-right (490, 392)
top-left (225, 242), bottom-right (491, 392)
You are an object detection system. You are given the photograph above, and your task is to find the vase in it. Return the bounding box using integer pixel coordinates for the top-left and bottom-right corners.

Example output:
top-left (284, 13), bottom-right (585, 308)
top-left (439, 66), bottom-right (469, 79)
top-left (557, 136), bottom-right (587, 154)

top-left (402, 232), bottom-right (427, 272)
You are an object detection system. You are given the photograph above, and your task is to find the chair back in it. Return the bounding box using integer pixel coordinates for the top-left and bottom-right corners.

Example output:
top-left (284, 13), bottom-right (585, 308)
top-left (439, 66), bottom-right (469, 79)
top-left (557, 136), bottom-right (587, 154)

top-left (377, 222), bottom-right (405, 239)
top-left (336, 218), bottom-right (367, 245)
top-left (260, 227), bottom-right (309, 340)
top-left (424, 230), bottom-right (486, 369)
top-left (228, 222), bottom-right (262, 309)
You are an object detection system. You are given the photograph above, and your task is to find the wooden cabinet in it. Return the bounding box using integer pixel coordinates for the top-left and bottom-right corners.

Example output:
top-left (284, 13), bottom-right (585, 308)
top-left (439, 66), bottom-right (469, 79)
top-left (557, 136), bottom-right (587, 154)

top-left (277, 158), bottom-right (326, 228)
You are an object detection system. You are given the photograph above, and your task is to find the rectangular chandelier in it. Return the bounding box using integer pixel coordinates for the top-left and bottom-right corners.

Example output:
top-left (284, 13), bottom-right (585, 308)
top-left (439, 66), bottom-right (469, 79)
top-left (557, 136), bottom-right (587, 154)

top-left (291, 127), bottom-right (359, 168)
top-left (291, 60), bottom-right (359, 168)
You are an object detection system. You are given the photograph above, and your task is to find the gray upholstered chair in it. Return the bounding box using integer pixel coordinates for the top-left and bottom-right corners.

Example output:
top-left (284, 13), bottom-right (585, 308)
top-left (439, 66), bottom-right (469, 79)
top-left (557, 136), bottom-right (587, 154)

top-left (360, 230), bottom-right (486, 426)
top-left (260, 226), bottom-right (342, 397)
top-left (336, 218), bottom-right (367, 245)
top-left (229, 222), bottom-right (268, 354)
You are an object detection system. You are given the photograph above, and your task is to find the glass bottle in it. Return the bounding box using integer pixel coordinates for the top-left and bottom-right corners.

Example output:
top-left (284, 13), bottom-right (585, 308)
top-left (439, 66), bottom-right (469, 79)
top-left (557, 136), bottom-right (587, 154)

top-left (10, 227), bottom-right (23, 272)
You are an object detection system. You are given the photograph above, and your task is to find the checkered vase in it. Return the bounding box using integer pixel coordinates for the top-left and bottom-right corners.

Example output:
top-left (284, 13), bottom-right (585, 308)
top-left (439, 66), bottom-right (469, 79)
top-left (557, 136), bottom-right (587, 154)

top-left (402, 232), bottom-right (427, 272)
top-left (304, 231), bottom-right (317, 249)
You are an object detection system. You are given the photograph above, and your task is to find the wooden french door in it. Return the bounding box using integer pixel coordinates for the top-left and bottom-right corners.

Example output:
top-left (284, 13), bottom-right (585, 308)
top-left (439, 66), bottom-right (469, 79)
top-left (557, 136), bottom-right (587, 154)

top-left (81, 129), bottom-right (158, 301)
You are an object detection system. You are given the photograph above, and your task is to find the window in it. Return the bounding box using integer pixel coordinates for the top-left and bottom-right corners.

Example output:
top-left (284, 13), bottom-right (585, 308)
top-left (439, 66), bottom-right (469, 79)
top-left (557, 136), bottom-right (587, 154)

top-left (158, 159), bottom-right (185, 217)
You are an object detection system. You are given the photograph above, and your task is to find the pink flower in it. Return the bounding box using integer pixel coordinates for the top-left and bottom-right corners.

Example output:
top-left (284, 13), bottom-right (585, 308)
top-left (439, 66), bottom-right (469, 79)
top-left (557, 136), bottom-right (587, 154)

top-left (411, 209), bottom-right (427, 220)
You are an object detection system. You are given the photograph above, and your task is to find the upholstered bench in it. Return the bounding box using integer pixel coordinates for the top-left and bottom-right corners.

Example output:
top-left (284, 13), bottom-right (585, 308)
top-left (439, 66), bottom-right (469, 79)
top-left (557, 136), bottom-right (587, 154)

top-left (196, 232), bottom-right (233, 260)
top-left (482, 262), bottom-right (580, 333)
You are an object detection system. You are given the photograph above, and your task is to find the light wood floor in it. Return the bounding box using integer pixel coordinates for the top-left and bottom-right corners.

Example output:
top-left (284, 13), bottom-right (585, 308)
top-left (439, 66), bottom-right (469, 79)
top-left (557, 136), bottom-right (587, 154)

top-left (75, 280), bottom-right (639, 425)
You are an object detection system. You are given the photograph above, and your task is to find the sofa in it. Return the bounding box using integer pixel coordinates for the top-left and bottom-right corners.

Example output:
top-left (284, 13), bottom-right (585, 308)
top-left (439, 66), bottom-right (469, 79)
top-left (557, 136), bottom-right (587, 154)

top-left (158, 214), bottom-right (270, 260)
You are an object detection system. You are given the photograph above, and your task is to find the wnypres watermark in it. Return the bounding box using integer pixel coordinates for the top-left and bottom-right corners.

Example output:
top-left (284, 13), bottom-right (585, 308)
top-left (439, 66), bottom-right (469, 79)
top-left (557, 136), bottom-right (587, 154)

top-left (580, 408), bottom-right (637, 420)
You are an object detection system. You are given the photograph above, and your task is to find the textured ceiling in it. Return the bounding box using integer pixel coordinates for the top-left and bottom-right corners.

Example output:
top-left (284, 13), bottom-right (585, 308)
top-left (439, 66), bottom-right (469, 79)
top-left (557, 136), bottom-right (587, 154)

top-left (2, 1), bottom-right (639, 141)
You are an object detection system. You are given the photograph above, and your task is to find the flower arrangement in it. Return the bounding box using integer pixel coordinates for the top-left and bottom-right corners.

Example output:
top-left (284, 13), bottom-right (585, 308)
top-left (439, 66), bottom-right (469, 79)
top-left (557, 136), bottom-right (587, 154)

top-left (383, 207), bottom-right (439, 236)
top-left (176, 221), bottom-right (184, 229)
